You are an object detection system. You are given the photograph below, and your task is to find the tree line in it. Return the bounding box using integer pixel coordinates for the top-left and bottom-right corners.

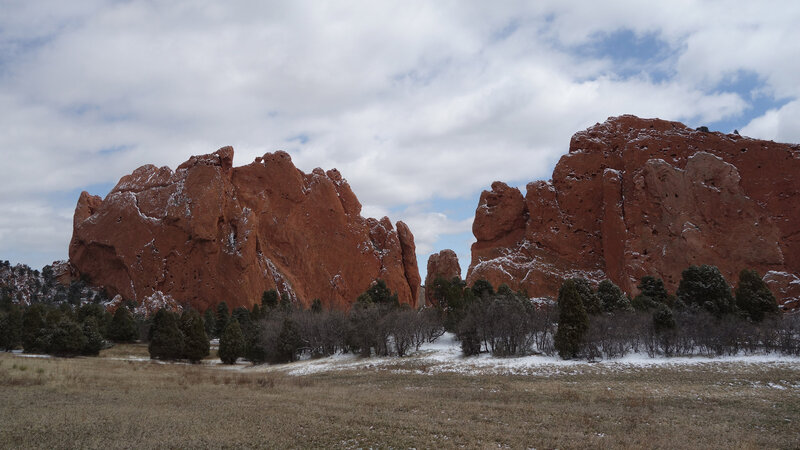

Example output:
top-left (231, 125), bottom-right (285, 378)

top-left (209, 281), bottom-right (443, 364)
top-left (427, 265), bottom-right (799, 359)
top-left (0, 298), bottom-right (139, 357)
top-left (3, 263), bottom-right (797, 363)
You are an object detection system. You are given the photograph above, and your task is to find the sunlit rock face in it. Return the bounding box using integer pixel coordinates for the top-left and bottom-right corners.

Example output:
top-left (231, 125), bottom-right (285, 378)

top-left (69, 147), bottom-right (420, 311)
top-left (467, 115), bottom-right (800, 309)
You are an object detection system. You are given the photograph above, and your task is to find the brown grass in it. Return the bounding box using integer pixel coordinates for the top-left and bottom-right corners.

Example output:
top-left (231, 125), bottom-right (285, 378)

top-left (0, 352), bottom-right (798, 449)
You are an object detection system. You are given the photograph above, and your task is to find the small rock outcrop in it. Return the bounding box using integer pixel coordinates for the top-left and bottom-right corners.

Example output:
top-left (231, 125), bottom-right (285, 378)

top-left (467, 115), bottom-right (800, 307)
top-left (424, 249), bottom-right (462, 306)
top-left (69, 147), bottom-right (420, 311)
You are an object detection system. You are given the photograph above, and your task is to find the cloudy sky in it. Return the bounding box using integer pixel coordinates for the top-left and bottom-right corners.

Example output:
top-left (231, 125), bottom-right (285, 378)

top-left (2, 1), bottom-right (799, 276)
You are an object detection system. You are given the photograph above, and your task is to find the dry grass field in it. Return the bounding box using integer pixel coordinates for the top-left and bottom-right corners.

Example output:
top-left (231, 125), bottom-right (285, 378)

top-left (1, 345), bottom-right (799, 449)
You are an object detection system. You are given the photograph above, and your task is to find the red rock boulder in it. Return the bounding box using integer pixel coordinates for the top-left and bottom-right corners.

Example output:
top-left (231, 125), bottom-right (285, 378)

top-left (467, 115), bottom-right (800, 306)
top-left (69, 147), bottom-right (420, 312)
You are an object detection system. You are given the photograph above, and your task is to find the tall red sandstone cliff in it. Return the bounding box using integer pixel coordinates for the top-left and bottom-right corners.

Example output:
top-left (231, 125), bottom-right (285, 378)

top-left (69, 147), bottom-right (420, 311)
top-left (467, 115), bottom-right (800, 309)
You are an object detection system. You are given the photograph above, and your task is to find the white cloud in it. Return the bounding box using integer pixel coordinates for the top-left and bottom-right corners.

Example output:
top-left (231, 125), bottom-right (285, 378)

top-left (742, 100), bottom-right (800, 144)
top-left (395, 210), bottom-right (473, 257)
top-left (0, 0), bottom-right (798, 270)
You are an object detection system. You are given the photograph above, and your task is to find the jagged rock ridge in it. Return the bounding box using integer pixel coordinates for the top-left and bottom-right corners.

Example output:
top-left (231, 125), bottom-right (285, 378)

top-left (69, 147), bottom-right (420, 311)
top-left (467, 115), bottom-right (800, 309)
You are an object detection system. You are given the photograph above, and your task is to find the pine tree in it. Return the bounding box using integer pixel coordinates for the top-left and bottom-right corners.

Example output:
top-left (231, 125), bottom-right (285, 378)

top-left (81, 316), bottom-right (105, 356)
top-left (77, 303), bottom-right (111, 337)
top-left (597, 280), bottom-right (631, 312)
top-left (362, 280), bottom-right (399, 307)
top-left (572, 278), bottom-right (602, 315)
top-left (203, 308), bottom-right (217, 338)
top-left (148, 309), bottom-right (185, 360)
top-left (181, 309), bottom-right (210, 363)
top-left (276, 317), bottom-right (302, 362)
top-left (554, 279), bottom-right (589, 359)
top-left (232, 307), bottom-right (252, 333)
top-left (22, 304), bottom-right (47, 353)
top-left (215, 302), bottom-right (230, 337)
top-left (261, 290), bottom-right (279, 310)
top-left (280, 292), bottom-right (293, 311)
top-left (632, 276), bottom-right (671, 310)
top-left (735, 269), bottom-right (779, 322)
top-left (49, 318), bottom-right (87, 356)
top-left (471, 279), bottom-right (495, 299)
top-left (652, 304), bottom-right (676, 333)
top-left (0, 305), bottom-right (22, 351)
top-left (250, 304), bottom-right (262, 321)
top-left (108, 307), bottom-right (138, 342)
top-left (219, 319), bottom-right (245, 364)
top-left (677, 265), bottom-right (735, 317)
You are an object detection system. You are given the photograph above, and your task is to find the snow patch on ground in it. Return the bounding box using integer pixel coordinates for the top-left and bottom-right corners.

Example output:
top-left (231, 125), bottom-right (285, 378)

top-left (235, 333), bottom-right (800, 378)
top-left (11, 333), bottom-right (799, 378)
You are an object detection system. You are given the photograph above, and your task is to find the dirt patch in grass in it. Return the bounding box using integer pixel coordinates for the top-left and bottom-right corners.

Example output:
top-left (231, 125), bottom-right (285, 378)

top-left (0, 352), bottom-right (798, 448)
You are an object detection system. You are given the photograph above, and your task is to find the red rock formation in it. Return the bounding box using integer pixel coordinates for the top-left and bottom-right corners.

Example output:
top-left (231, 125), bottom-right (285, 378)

top-left (69, 147), bottom-right (420, 312)
top-left (424, 249), bottom-right (462, 306)
top-left (467, 115), bottom-right (800, 306)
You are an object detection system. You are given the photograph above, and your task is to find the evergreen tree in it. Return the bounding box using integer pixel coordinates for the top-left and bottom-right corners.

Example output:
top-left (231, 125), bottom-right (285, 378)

top-left (572, 278), bottom-right (602, 315)
top-left (310, 299), bottom-right (323, 313)
top-left (231, 306), bottom-right (253, 353)
top-left (677, 265), bottom-right (736, 317)
top-left (203, 308), bottom-right (217, 338)
top-left (77, 303), bottom-right (111, 337)
top-left (47, 307), bottom-right (66, 328)
top-left (244, 324), bottom-right (268, 364)
top-left (250, 304), bottom-right (262, 321)
top-left (180, 309), bottom-right (209, 363)
top-left (280, 292), bottom-right (293, 311)
top-left (22, 304), bottom-right (47, 353)
top-left (0, 305), bottom-right (22, 351)
top-left (276, 317), bottom-right (302, 363)
top-left (81, 316), bottom-right (105, 356)
top-left (632, 276), bottom-right (671, 310)
top-left (554, 279), bottom-right (589, 359)
top-left (597, 280), bottom-right (631, 312)
top-left (108, 307), bottom-right (138, 342)
top-left (735, 269), bottom-right (779, 322)
top-left (652, 304), bottom-right (676, 333)
top-left (148, 309), bottom-right (185, 360)
top-left (215, 302), bottom-right (230, 337)
top-left (358, 280), bottom-right (399, 307)
top-left (232, 307), bottom-right (252, 331)
top-left (219, 319), bottom-right (245, 364)
top-left (431, 276), bottom-right (470, 332)
top-left (49, 318), bottom-right (87, 356)
top-left (261, 290), bottom-right (279, 310)
top-left (471, 279), bottom-right (495, 299)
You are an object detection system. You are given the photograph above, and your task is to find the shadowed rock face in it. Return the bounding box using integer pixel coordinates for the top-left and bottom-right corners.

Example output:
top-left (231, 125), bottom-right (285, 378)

top-left (69, 147), bottom-right (420, 311)
top-left (467, 115), bottom-right (800, 309)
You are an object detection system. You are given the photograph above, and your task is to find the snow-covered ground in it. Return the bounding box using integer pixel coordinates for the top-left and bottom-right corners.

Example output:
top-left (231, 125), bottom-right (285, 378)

top-left (240, 333), bottom-right (800, 378)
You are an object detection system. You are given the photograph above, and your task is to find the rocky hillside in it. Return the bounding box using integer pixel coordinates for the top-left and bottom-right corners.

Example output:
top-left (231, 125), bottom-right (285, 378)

top-left (467, 115), bottom-right (800, 309)
top-left (0, 260), bottom-right (104, 306)
top-left (69, 148), bottom-right (420, 311)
